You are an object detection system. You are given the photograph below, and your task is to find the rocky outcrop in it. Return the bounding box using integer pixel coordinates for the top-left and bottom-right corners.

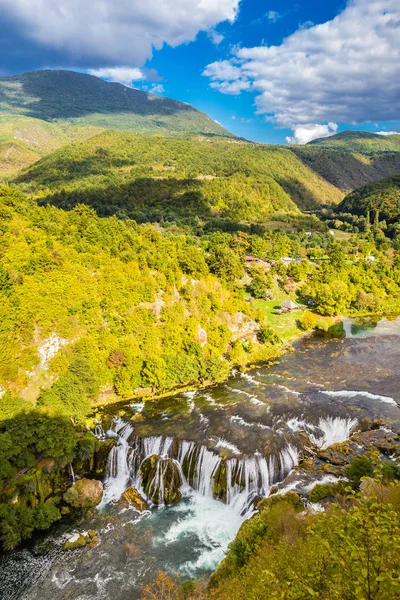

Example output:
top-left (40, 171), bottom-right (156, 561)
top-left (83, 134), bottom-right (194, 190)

top-left (140, 455), bottom-right (182, 505)
top-left (122, 487), bottom-right (149, 511)
top-left (63, 478), bottom-right (103, 509)
top-left (63, 529), bottom-right (99, 551)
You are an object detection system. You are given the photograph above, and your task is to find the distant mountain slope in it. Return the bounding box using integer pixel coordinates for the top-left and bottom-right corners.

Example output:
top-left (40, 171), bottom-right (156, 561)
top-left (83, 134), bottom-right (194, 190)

top-left (308, 130), bottom-right (400, 153)
top-left (0, 70), bottom-right (233, 138)
top-left (0, 114), bottom-right (102, 176)
top-left (292, 146), bottom-right (400, 193)
top-left (339, 175), bottom-right (400, 222)
top-left (13, 132), bottom-right (345, 221)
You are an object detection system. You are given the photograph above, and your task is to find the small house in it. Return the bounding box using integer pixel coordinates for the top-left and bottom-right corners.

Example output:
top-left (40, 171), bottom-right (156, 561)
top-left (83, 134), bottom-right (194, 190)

top-left (281, 257), bottom-right (294, 265)
top-left (279, 300), bottom-right (299, 313)
top-left (245, 255), bottom-right (271, 271)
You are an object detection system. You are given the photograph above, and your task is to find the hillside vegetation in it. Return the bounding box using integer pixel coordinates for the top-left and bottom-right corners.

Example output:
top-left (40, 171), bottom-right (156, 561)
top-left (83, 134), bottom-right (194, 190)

top-left (0, 70), bottom-right (232, 138)
top-left (309, 130), bottom-right (400, 153)
top-left (14, 131), bottom-right (346, 222)
top-left (0, 114), bottom-right (102, 176)
top-left (293, 146), bottom-right (400, 193)
top-left (339, 175), bottom-right (400, 223)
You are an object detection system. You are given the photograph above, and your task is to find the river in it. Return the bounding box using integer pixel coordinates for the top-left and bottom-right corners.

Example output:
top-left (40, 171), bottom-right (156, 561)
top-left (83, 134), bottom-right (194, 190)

top-left (1, 316), bottom-right (400, 599)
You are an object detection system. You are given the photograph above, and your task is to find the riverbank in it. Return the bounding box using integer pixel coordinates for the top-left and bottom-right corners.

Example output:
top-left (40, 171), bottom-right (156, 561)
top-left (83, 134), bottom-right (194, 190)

top-left (2, 316), bottom-right (400, 599)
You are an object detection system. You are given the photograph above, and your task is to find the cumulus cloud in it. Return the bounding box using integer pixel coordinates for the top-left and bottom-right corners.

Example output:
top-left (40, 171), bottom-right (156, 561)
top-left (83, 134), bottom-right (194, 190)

top-left (88, 67), bottom-right (144, 86)
top-left (149, 84), bottom-right (165, 95)
top-left (285, 123), bottom-right (338, 145)
top-left (1, 0), bottom-right (240, 64)
top-left (209, 29), bottom-right (224, 45)
top-left (203, 0), bottom-right (400, 135)
top-left (376, 131), bottom-right (399, 136)
top-left (265, 10), bottom-right (281, 23)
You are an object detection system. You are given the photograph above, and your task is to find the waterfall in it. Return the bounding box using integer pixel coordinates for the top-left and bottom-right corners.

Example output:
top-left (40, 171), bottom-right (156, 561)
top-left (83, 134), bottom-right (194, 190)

top-left (100, 418), bottom-right (299, 513)
top-left (68, 462), bottom-right (76, 483)
top-left (101, 418), bottom-right (135, 504)
top-left (309, 416), bottom-right (357, 449)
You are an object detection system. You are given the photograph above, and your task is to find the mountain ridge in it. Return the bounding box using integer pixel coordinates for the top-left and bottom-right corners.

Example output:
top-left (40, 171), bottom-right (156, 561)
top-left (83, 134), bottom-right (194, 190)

top-left (308, 130), bottom-right (400, 153)
top-left (0, 69), bottom-right (233, 138)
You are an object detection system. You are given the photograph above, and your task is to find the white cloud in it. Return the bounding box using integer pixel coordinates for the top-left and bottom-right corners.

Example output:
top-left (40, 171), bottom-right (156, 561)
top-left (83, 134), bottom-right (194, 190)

top-left (265, 10), bottom-right (281, 23)
top-left (285, 123), bottom-right (338, 145)
top-left (149, 84), bottom-right (165, 95)
top-left (1, 0), bottom-right (240, 64)
top-left (376, 131), bottom-right (399, 136)
top-left (88, 67), bottom-right (144, 86)
top-left (209, 29), bottom-right (224, 45)
top-left (203, 0), bottom-right (400, 136)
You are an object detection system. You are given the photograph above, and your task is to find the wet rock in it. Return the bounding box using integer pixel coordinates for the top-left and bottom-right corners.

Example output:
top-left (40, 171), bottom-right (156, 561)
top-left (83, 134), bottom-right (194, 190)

top-left (351, 429), bottom-right (399, 455)
top-left (140, 455), bottom-right (182, 505)
top-left (63, 478), bottom-right (103, 509)
top-left (317, 442), bottom-right (354, 466)
top-left (63, 530), bottom-right (99, 551)
top-left (213, 460), bottom-right (228, 502)
top-left (122, 487), bottom-right (149, 511)
top-left (94, 438), bottom-right (116, 477)
top-left (359, 417), bottom-right (382, 432)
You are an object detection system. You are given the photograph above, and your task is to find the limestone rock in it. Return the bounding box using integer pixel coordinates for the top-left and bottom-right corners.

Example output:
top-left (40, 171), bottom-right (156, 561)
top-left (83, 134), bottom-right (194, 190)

top-left (63, 478), bottom-right (103, 509)
top-left (140, 455), bottom-right (182, 505)
top-left (63, 529), bottom-right (99, 551)
top-left (122, 487), bottom-right (149, 511)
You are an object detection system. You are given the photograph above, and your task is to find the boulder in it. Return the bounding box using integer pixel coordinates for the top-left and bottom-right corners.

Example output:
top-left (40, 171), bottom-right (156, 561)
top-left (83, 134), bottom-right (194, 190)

top-left (140, 455), bottom-right (182, 505)
top-left (122, 487), bottom-right (149, 511)
top-left (63, 529), bottom-right (99, 551)
top-left (94, 438), bottom-right (116, 477)
top-left (63, 478), bottom-right (103, 509)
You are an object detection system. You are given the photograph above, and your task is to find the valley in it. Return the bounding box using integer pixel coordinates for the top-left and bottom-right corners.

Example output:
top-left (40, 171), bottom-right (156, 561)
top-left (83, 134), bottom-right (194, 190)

top-left (0, 69), bottom-right (400, 600)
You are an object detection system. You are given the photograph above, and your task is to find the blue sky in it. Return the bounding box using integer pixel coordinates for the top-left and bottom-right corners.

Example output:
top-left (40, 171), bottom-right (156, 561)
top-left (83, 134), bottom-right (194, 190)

top-left (1, 0), bottom-right (399, 144)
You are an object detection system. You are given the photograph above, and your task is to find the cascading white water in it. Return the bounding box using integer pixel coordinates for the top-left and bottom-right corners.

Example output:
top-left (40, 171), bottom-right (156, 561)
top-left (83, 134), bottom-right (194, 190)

top-left (100, 419), bottom-right (299, 515)
top-left (309, 416), bottom-right (357, 449)
top-left (101, 418), bottom-right (135, 505)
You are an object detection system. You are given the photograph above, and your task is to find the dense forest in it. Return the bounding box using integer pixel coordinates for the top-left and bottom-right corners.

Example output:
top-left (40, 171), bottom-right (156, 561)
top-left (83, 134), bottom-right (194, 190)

top-left (308, 130), bottom-right (400, 153)
top-left (13, 130), bottom-right (343, 215)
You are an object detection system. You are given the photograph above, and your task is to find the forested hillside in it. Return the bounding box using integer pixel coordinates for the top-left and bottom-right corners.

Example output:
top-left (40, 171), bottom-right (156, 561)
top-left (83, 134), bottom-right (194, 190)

top-left (0, 114), bottom-right (102, 176)
top-left (1, 182), bottom-right (400, 420)
top-left (308, 130), bottom-right (400, 153)
top-left (293, 146), bottom-right (400, 193)
top-left (339, 175), bottom-right (400, 222)
top-left (0, 70), bottom-right (232, 138)
top-left (13, 131), bottom-right (344, 221)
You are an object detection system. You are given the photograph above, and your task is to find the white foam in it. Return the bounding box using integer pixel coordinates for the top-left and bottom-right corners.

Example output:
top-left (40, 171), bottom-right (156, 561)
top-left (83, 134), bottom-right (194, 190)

top-left (240, 372), bottom-right (260, 386)
top-left (322, 390), bottom-right (397, 405)
top-left (160, 490), bottom-right (249, 575)
top-left (310, 417), bottom-right (357, 449)
top-left (230, 415), bottom-right (270, 430)
top-left (214, 438), bottom-right (241, 454)
top-left (286, 418), bottom-right (316, 433)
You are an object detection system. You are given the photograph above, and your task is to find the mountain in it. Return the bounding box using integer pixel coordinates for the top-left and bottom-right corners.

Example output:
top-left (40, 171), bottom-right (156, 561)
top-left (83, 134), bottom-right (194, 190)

top-left (339, 175), bottom-right (400, 222)
top-left (0, 114), bottom-right (102, 176)
top-left (292, 145), bottom-right (400, 192)
top-left (0, 70), bottom-right (233, 138)
top-left (13, 131), bottom-right (346, 221)
top-left (308, 130), bottom-right (400, 153)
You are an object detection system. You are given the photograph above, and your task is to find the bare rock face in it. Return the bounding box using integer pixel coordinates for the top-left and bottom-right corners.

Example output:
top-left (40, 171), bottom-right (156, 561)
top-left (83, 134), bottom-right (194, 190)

top-left (197, 325), bottom-right (207, 347)
top-left (63, 478), bottom-right (103, 509)
top-left (122, 487), bottom-right (149, 511)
